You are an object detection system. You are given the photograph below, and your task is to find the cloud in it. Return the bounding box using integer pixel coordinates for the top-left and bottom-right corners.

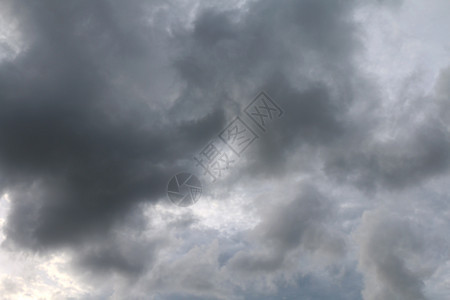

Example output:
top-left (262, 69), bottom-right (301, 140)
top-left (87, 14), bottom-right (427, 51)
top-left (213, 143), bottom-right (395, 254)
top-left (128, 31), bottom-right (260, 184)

top-left (324, 65), bottom-right (450, 193)
top-left (0, 0), bottom-right (449, 299)
top-left (0, 0), bottom-right (362, 255)
top-left (227, 185), bottom-right (346, 275)
top-left (356, 209), bottom-right (431, 300)
top-left (0, 0), bottom-right (227, 251)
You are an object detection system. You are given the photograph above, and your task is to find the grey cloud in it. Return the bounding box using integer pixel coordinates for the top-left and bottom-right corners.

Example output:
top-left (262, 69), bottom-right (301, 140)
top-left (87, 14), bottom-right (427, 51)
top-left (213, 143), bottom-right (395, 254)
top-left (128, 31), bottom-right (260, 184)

top-left (228, 185), bottom-right (346, 275)
top-left (357, 209), bottom-right (432, 300)
top-left (172, 0), bottom-right (359, 112)
top-left (170, 0), bottom-right (361, 185)
top-left (324, 67), bottom-right (450, 192)
top-left (140, 240), bottom-right (229, 300)
top-left (75, 231), bottom-right (168, 277)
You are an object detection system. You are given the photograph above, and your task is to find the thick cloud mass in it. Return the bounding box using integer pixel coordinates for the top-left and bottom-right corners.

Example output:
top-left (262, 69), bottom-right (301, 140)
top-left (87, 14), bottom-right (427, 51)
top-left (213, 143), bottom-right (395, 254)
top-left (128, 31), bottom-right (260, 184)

top-left (0, 0), bottom-right (226, 250)
top-left (0, 0), bottom-right (449, 299)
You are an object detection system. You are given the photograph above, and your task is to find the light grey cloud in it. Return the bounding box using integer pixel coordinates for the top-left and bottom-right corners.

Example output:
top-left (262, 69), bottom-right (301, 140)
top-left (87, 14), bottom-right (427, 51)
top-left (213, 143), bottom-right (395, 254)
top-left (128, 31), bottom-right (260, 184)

top-left (357, 209), bottom-right (431, 300)
top-left (227, 185), bottom-right (346, 275)
top-left (324, 66), bottom-right (450, 193)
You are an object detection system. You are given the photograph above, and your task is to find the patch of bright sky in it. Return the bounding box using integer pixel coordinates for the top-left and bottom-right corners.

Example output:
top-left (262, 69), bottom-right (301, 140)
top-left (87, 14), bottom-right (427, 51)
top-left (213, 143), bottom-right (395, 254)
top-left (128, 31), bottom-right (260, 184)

top-left (150, 187), bottom-right (260, 238)
top-left (0, 194), bottom-right (89, 299)
top-left (355, 0), bottom-right (450, 97)
top-left (0, 4), bottom-right (24, 63)
top-left (354, 0), bottom-right (450, 142)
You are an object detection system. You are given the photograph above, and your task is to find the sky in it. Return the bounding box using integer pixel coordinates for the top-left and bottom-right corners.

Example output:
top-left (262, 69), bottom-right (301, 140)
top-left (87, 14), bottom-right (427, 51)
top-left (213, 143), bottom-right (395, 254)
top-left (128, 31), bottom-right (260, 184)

top-left (0, 0), bottom-right (449, 299)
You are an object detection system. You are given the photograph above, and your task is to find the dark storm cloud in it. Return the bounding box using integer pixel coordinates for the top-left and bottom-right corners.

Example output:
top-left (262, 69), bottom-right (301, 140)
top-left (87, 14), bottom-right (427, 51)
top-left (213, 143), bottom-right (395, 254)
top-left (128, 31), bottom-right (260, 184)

top-left (170, 0), bottom-right (360, 184)
top-left (0, 0), bottom-right (226, 250)
top-left (0, 0), bottom-right (363, 282)
top-left (172, 0), bottom-right (358, 104)
top-left (0, 0), bottom-right (362, 253)
top-left (173, 0), bottom-right (450, 195)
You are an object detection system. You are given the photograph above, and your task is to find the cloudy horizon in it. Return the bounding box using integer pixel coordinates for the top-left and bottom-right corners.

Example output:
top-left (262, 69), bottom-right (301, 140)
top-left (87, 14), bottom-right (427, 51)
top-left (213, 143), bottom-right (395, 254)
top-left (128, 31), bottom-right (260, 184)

top-left (0, 0), bottom-right (449, 299)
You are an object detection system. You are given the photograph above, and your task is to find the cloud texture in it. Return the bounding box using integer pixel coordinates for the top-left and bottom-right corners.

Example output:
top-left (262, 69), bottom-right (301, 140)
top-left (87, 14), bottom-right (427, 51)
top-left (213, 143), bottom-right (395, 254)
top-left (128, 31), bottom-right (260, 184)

top-left (0, 0), bottom-right (449, 299)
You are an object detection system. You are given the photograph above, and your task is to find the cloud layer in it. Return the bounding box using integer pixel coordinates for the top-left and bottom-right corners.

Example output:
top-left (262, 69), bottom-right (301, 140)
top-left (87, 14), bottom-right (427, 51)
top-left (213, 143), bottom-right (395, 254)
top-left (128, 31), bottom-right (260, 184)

top-left (0, 0), bottom-right (449, 299)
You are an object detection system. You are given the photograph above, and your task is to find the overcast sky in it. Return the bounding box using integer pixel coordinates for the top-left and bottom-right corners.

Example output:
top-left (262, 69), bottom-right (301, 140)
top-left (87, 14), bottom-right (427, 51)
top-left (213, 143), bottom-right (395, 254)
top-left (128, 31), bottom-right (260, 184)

top-left (0, 0), bottom-right (449, 299)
